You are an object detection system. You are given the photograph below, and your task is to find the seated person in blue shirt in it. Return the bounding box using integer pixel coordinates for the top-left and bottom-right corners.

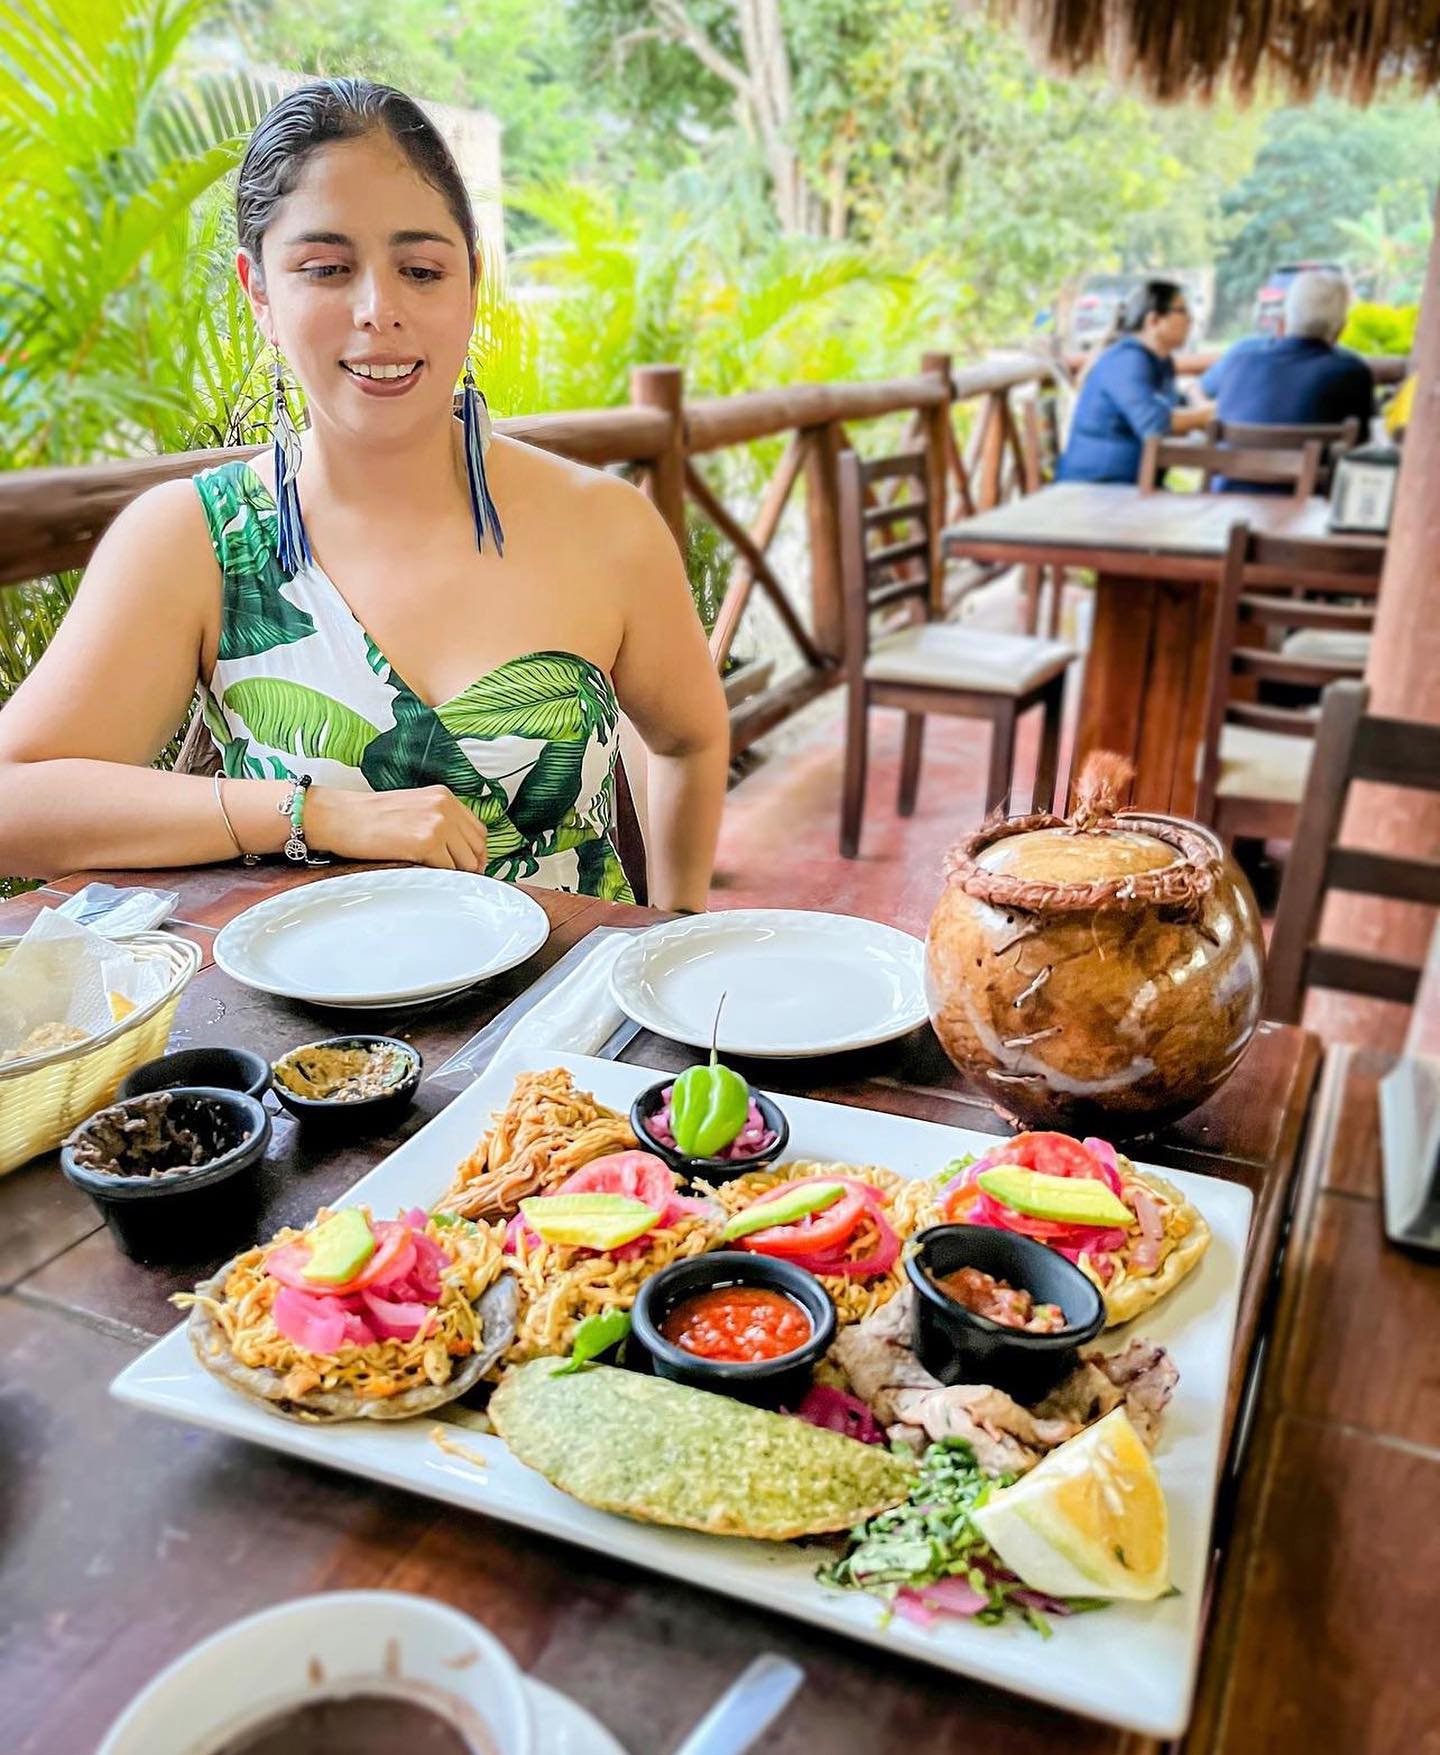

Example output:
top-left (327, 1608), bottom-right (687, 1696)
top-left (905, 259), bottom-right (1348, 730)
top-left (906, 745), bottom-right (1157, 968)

top-left (1200, 270), bottom-right (1374, 490)
top-left (1057, 280), bottom-right (1214, 483)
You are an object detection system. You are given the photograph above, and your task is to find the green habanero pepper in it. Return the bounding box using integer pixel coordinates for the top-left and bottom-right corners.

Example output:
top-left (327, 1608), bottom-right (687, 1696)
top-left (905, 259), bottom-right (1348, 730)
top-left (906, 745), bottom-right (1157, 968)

top-left (670, 1056), bottom-right (752, 1158)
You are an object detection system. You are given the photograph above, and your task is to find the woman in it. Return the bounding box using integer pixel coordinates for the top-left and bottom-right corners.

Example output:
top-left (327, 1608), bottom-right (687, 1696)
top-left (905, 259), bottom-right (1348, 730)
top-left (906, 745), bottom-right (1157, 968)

top-left (0, 80), bottom-right (728, 910)
top-left (1056, 279), bottom-right (1213, 485)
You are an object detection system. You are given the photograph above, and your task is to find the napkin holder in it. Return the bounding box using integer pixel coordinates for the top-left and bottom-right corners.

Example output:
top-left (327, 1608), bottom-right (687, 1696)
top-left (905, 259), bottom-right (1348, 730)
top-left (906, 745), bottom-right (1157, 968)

top-left (1378, 1052), bottom-right (1440, 1255)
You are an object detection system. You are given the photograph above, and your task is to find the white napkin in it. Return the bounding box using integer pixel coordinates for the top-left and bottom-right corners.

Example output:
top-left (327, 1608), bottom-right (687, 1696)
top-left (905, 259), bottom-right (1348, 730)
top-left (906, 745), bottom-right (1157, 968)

top-left (0, 909), bottom-right (171, 1062)
top-left (501, 933), bottom-right (630, 1055)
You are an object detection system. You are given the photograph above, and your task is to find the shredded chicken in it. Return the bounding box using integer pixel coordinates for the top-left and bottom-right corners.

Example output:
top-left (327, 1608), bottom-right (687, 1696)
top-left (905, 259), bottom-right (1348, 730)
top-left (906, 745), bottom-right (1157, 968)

top-left (436, 1069), bottom-right (637, 1221)
top-left (830, 1287), bottom-right (1177, 1473)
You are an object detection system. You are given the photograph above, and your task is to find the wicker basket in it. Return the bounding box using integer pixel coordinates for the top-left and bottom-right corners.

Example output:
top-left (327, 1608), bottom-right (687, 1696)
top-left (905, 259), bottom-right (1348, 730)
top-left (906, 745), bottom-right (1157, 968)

top-left (0, 932), bottom-right (202, 1175)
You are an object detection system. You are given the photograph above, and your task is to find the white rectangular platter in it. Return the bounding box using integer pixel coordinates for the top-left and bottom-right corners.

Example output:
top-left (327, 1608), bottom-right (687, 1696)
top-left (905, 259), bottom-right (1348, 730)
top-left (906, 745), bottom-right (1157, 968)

top-left (112, 1047), bottom-right (1252, 1739)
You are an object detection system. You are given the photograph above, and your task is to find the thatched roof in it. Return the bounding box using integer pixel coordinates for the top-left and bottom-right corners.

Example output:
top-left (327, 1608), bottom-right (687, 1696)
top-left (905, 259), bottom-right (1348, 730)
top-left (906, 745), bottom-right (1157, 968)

top-left (1003, 1), bottom-right (1440, 103)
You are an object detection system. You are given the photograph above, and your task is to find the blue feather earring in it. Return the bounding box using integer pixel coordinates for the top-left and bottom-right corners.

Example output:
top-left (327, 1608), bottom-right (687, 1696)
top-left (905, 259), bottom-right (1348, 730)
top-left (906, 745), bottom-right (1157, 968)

top-left (271, 354), bottom-right (312, 576)
top-left (460, 365), bottom-right (505, 556)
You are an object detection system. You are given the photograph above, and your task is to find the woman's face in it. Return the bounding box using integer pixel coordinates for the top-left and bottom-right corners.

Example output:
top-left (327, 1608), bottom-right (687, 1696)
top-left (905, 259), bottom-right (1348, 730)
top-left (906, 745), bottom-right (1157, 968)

top-left (238, 132), bottom-right (475, 448)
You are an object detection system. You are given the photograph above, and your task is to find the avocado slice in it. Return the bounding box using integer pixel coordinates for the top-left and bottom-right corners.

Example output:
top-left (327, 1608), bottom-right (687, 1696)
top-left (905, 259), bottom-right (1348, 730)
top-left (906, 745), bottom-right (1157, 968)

top-left (520, 1192), bottom-right (661, 1251)
top-left (301, 1209), bottom-right (377, 1284)
top-left (722, 1181), bottom-right (844, 1242)
top-left (977, 1166), bottom-right (1132, 1229)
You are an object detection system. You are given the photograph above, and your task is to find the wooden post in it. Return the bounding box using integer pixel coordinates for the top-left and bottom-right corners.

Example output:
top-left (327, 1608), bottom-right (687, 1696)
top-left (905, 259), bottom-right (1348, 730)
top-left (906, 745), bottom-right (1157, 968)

top-left (1314, 196), bottom-right (1440, 1045)
top-left (977, 392), bottom-right (1007, 508)
top-left (920, 351), bottom-right (952, 615)
top-left (624, 363), bottom-right (687, 906)
top-left (630, 364), bottom-right (687, 553)
top-left (803, 419), bottom-right (847, 662)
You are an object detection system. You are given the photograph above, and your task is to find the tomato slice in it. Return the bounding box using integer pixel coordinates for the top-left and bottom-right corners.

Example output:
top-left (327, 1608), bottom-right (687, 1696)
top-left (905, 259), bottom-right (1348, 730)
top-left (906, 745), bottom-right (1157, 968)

top-left (738, 1179), bottom-right (869, 1258)
top-left (265, 1218), bottom-right (415, 1296)
top-left (558, 1150), bottom-right (677, 1212)
top-left (999, 1132), bottom-right (1106, 1179)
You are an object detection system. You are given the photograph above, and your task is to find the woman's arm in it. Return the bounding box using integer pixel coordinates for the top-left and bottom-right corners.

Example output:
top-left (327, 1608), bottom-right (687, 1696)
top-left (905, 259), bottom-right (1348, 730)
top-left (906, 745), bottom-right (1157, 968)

top-left (0, 482), bottom-right (490, 877)
top-left (0, 482), bottom-right (298, 876)
top-left (609, 487), bottom-right (730, 913)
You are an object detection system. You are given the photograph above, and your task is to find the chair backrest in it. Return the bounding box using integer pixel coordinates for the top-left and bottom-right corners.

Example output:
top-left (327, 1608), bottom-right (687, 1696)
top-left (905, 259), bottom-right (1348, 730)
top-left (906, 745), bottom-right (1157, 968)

top-left (1205, 417), bottom-right (1361, 493)
top-left (1266, 679), bottom-right (1440, 1021)
top-left (1194, 523), bottom-right (1385, 822)
top-left (838, 448), bottom-right (934, 675)
top-left (1139, 434), bottom-right (1322, 499)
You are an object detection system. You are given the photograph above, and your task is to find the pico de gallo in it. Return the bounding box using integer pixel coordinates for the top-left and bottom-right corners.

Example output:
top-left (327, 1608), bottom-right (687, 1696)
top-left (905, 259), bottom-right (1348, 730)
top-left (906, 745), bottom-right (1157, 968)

top-left (660, 1285), bottom-right (812, 1362)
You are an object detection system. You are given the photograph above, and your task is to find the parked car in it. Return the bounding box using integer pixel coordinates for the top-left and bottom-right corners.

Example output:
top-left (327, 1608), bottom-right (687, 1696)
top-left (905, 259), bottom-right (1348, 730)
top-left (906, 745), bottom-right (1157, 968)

top-left (1254, 261), bottom-right (1347, 335)
top-left (1067, 274), bottom-right (1139, 351)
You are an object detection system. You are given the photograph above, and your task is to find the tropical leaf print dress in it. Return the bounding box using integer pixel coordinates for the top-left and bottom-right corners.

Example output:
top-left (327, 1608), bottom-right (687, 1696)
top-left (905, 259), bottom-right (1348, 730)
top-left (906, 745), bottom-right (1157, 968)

top-left (194, 460), bottom-right (634, 901)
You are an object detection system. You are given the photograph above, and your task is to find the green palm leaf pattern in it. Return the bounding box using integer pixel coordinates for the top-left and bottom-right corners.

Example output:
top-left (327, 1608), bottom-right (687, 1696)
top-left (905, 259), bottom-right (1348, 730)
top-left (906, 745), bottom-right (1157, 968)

top-left (435, 653), bottom-right (614, 744)
top-left (509, 739), bottom-right (586, 838)
top-left (197, 463), bottom-right (318, 660)
top-left (222, 678), bottom-right (379, 768)
top-left (577, 837), bottom-right (632, 902)
top-left (361, 690), bottom-right (503, 805)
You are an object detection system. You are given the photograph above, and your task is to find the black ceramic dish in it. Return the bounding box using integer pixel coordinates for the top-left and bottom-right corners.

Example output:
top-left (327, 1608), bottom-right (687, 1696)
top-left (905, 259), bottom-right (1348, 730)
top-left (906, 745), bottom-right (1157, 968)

top-left (630, 1250), bottom-right (836, 1407)
top-left (59, 1087), bottom-right (270, 1266)
top-left (905, 1223), bottom-right (1106, 1402)
top-left (270, 1035), bottom-right (422, 1129)
top-left (119, 1045), bottom-right (271, 1103)
top-left (629, 1078), bottom-right (789, 1185)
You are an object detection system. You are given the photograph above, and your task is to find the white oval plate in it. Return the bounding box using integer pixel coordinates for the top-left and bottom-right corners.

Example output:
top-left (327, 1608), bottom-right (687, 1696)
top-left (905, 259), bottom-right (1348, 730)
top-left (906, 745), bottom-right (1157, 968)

top-left (214, 869), bottom-right (549, 1006)
top-left (608, 908), bottom-right (928, 1057)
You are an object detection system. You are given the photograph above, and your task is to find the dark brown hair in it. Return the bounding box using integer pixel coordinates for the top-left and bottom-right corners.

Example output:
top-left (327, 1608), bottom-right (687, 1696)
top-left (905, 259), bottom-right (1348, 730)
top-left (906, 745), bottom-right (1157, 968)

top-left (1121, 279), bottom-right (1185, 334)
top-left (236, 78), bottom-right (477, 280)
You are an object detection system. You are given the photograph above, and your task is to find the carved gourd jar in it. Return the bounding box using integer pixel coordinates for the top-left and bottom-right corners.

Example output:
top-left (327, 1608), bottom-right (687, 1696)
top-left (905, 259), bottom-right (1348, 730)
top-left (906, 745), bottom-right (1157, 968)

top-left (925, 758), bottom-right (1265, 1137)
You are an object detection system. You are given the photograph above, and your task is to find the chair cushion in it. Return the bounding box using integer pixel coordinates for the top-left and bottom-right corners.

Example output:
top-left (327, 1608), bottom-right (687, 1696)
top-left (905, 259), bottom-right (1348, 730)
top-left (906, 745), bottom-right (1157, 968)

top-left (1280, 629), bottom-right (1373, 666)
top-left (863, 625), bottom-right (1074, 695)
top-left (1217, 723), bottom-right (1313, 804)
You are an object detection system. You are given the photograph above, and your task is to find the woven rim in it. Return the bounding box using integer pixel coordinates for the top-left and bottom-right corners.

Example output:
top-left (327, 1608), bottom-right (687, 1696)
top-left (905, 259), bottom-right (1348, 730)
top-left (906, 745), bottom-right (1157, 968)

top-left (0, 933), bottom-right (201, 1082)
top-left (942, 810), bottom-right (1223, 914)
top-left (940, 753), bottom-right (1223, 917)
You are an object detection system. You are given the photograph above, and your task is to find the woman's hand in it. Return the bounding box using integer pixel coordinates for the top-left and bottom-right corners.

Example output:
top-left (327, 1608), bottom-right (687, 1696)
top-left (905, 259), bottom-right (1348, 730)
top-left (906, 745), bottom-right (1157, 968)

top-left (306, 784), bottom-right (490, 871)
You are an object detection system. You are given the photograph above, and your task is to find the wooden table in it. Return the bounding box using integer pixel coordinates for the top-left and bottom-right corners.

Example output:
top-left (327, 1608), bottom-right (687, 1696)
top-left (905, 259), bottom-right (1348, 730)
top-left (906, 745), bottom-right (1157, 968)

top-left (0, 863), bottom-right (1321, 1755)
top-left (943, 484), bottom-right (1373, 817)
top-left (1185, 1043), bottom-right (1440, 1754)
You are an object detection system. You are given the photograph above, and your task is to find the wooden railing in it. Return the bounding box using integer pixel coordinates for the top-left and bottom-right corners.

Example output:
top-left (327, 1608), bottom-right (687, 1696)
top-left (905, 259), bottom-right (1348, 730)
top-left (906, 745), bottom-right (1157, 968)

top-left (0, 346), bottom-right (1407, 752)
top-left (0, 351), bottom-right (1058, 753)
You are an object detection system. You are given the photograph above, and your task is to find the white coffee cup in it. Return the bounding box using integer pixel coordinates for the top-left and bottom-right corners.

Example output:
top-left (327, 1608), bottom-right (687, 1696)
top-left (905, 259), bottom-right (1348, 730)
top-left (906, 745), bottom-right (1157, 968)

top-left (96, 1591), bottom-right (535, 1755)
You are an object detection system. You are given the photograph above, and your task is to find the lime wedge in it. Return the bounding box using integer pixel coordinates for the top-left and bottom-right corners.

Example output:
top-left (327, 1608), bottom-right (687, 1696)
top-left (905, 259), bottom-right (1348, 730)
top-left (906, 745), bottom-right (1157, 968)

top-left (972, 1408), bottom-right (1170, 1600)
top-left (520, 1193), bottom-right (661, 1251)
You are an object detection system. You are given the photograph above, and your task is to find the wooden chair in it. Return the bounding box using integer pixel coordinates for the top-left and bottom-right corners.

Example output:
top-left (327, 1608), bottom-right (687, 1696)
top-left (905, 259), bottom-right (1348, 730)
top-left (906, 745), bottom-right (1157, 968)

top-left (175, 698), bottom-right (652, 902)
top-left (1194, 523), bottom-right (1384, 844)
top-left (1266, 680), bottom-right (1440, 1022)
top-left (1139, 434), bottom-right (1322, 499)
top-left (1204, 416), bottom-right (1362, 494)
top-left (839, 448), bottom-right (1073, 858)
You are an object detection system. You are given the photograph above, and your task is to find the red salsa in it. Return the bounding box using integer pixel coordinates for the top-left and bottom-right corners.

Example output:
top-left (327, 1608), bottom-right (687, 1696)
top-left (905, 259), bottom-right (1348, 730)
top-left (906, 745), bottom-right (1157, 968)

top-left (930, 1265), bottom-right (1066, 1334)
top-left (660, 1286), bottom-right (812, 1362)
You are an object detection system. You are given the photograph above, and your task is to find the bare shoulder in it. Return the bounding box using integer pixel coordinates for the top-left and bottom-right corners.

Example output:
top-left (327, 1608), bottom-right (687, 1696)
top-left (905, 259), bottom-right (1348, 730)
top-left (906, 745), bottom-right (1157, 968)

top-left (92, 474), bottom-right (217, 587)
top-left (490, 434), bottom-right (674, 567)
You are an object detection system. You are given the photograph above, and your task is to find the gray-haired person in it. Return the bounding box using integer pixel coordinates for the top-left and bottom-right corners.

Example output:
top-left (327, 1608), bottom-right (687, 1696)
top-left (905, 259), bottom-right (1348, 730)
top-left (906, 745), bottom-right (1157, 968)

top-left (1201, 269), bottom-right (1375, 459)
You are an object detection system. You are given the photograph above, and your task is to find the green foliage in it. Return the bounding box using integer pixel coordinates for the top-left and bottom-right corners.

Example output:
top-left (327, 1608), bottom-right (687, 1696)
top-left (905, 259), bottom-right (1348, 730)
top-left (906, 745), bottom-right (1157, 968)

top-left (230, 0), bottom-right (584, 189)
top-left (1340, 301), bottom-right (1420, 357)
top-left (1214, 98), bottom-right (1440, 325)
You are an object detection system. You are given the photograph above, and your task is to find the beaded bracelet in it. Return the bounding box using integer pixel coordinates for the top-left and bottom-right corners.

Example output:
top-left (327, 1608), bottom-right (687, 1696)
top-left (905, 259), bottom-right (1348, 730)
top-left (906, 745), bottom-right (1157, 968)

top-left (278, 774), bottom-right (330, 866)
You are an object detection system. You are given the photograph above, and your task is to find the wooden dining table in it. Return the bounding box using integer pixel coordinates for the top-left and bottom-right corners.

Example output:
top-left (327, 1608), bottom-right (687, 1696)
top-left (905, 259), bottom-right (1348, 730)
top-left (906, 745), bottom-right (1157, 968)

top-left (0, 861), bottom-right (1323, 1755)
top-left (942, 483), bottom-right (1378, 817)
